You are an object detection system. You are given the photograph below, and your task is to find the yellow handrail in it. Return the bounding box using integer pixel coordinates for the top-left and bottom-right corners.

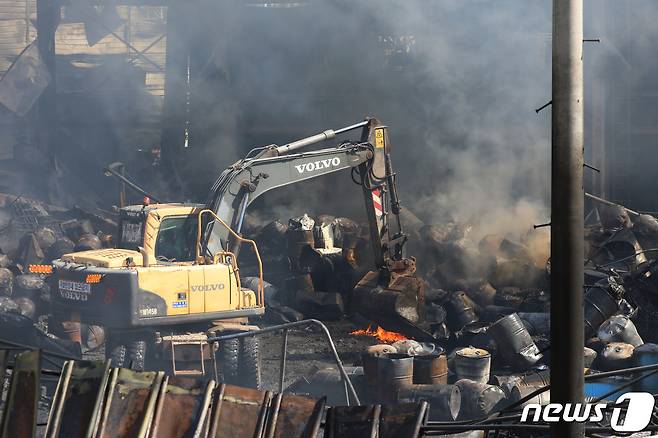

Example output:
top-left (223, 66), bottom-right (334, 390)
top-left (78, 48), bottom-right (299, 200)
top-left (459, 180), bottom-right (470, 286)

top-left (195, 209), bottom-right (264, 307)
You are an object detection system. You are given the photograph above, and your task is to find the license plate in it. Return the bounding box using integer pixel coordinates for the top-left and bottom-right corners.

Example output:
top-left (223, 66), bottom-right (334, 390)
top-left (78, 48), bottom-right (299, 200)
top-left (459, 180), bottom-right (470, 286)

top-left (59, 280), bottom-right (91, 301)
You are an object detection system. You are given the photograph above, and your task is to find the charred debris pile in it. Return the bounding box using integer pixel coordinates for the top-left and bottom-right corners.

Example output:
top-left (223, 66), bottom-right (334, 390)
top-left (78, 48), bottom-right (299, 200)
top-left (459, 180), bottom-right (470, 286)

top-left (241, 204), bottom-right (658, 423)
top-left (0, 194), bottom-right (114, 357)
top-left (1, 191), bottom-right (658, 425)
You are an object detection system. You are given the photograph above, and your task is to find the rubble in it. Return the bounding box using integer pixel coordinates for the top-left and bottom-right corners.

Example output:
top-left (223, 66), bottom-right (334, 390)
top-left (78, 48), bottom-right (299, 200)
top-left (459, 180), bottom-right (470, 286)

top-left (1, 191), bottom-right (658, 436)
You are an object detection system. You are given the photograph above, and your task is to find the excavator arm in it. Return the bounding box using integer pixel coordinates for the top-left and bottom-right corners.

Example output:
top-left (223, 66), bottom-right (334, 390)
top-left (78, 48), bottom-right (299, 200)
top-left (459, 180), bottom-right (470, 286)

top-left (202, 118), bottom-right (407, 270)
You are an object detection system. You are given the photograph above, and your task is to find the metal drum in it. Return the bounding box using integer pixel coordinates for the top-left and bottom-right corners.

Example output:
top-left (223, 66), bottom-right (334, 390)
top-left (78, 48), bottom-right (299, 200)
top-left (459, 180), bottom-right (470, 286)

top-left (398, 384), bottom-right (461, 421)
top-left (467, 282), bottom-right (496, 307)
top-left (633, 343), bottom-right (658, 393)
top-left (517, 369), bottom-right (550, 388)
top-left (378, 353), bottom-right (414, 403)
top-left (446, 292), bottom-right (479, 331)
top-left (584, 282), bottom-right (620, 339)
top-left (517, 312), bottom-right (550, 336)
top-left (455, 379), bottom-right (506, 420)
top-left (584, 347), bottom-right (597, 368)
top-left (598, 315), bottom-right (644, 347)
top-left (511, 384), bottom-right (550, 407)
top-left (454, 347), bottom-right (491, 383)
top-left (597, 342), bottom-right (635, 371)
top-left (413, 349), bottom-right (448, 385)
top-left (286, 228), bottom-right (315, 272)
top-left (488, 313), bottom-right (542, 370)
top-left (362, 344), bottom-right (396, 386)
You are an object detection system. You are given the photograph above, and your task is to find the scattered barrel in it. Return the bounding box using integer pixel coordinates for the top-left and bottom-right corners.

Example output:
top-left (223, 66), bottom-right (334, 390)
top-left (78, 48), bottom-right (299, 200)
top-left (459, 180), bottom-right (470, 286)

top-left (398, 384), bottom-right (461, 421)
top-left (488, 313), bottom-right (542, 370)
top-left (455, 379), bottom-right (506, 420)
top-left (516, 369), bottom-right (550, 388)
top-left (511, 384), bottom-right (550, 407)
top-left (598, 315), bottom-right (643, 347)
top-left (597, 342), bottom-right (634, 371)
top-left (14, 297), bottom-right (35, 319)
top-left (0, 268), bottom-right (13, 296)
top-left (286, 228), bottom-right (315, 272)
top-left (467, 282), bottom-right (496, 307)
top-left (584, 347), bottom-right (597, 368)
top-left (378, 353), bottom-right (414, 402)
top-left (46, 237), bottom-right (75, 262)
top-left (413, 349), bottom-right (448, 385)
top-left (75, 234), bottom-right (102, 252)
top-left (362, 344), bottom-right (396, 386)
top-left (583, 283), bottom-right (620, 339)
top-left (517, 312), bottom-right (550, 336)
top-left (454, 347), bottom-right (491, 383)
top-left (446, 291), bottom-right (479, 331)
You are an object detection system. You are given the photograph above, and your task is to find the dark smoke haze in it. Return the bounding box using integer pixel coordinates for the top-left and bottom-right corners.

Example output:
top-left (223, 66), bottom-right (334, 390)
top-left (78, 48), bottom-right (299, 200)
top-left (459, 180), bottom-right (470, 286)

top-left (20, 0), bottom-right (658, 244)
top-left (167, 0), bottom-right (553, 243)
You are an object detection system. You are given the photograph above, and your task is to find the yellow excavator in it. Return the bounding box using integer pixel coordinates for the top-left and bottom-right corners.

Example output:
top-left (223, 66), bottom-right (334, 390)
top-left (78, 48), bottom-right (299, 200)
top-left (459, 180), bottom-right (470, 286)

top-left (46, 118), bottom-right (424, 386)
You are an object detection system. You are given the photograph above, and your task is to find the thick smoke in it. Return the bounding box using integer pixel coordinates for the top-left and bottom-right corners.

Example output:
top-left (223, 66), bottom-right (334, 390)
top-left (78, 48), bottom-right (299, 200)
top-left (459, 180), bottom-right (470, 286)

top-left (182, 0), bottom-right (553, 247)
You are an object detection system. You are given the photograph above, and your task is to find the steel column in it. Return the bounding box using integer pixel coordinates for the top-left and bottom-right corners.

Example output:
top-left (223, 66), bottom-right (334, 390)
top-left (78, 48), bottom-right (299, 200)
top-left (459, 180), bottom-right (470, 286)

top-left (550, 0), bottom-right (585, 437)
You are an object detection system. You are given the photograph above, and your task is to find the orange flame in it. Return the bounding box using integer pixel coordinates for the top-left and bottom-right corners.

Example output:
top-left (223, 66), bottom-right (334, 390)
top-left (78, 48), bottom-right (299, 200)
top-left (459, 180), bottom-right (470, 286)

top-left (350, 325), bottom-right (408, 343)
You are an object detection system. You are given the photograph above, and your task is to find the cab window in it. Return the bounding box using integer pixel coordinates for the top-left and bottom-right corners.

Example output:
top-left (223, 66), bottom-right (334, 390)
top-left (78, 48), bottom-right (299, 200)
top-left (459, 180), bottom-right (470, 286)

top-left (155, 216), bottom-right (197, 262)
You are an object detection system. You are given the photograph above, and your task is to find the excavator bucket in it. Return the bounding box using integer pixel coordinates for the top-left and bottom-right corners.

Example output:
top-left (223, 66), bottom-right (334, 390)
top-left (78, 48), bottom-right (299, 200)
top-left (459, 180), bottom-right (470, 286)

top-left (352, 265), bottom-right (431, 341)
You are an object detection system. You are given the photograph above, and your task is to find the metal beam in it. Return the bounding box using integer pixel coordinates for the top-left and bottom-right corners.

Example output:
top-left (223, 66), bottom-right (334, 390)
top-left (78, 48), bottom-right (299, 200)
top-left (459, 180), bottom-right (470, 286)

top-left (550, 0), bottom-right (584, 437)
top-left (36, 0), bottom-right (59, 198)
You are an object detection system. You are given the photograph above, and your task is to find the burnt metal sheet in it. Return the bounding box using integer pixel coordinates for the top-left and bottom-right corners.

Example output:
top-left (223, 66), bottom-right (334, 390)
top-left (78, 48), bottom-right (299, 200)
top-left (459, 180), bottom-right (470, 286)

top-left (325, 405), bottom-right (381, 438)
top-left (148, 376), bottom-right (215, 438)
top-left (97, 368), bottom-right (164, 438)
top-left (378, 402), bottom-right (428, 438)
top-left (45, 360), bottom-right (111, 438)
top-left (209, 384), bottom-right (272, 438)
top-left (264, 393), bottom-right (325, 438)
top-left (0, 349), bottom-right (40, 438)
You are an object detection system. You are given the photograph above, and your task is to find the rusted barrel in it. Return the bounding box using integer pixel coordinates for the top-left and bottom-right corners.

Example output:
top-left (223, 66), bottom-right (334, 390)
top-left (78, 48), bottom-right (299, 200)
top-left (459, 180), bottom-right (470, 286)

top-left (597, 342), bottom-right (634, 371)
top-left (413, 349), bottom-right (448, 385)
top-left (454, 347), bottom-right (491, 383)
top-left (488, 313), bottom-right (542, 370)
top-left (62, 321), bottom-right (82, 343)
top-left (378, 353), bottom-right (414, 402)
top-left (584, 283), bottom-right (620, 339)
top-left (398, 384), bottom-right (461, 421)
top-left (446, 291), bottom-right (479, 330)
top-left (455, 379), bottom-right (506, 420)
